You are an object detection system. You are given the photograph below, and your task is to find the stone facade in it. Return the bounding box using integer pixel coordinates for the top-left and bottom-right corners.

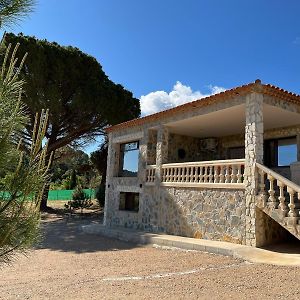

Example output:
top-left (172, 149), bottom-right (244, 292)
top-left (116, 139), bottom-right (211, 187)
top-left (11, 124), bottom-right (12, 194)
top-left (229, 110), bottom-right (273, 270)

top-left (104, 86), bottom-right (300, 247)
top-left (106, 186), bottom-right (246, 244)
top-left (255, 208), bottom-right (289, 246)
top-left (168, 133), bottom-right (219, 162)
top-left (147, 129), bottom-right (157, 165)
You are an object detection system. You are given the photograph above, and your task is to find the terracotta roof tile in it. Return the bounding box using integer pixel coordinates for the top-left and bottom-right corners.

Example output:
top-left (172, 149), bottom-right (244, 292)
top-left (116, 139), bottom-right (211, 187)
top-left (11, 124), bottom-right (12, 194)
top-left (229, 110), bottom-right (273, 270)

top-left (106, 80), bottom-right (300, 133)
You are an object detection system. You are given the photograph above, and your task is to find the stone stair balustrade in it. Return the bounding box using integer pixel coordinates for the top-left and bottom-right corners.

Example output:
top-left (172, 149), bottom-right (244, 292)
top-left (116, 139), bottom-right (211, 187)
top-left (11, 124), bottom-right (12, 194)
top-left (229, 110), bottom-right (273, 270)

top-left (256, 163), bottom-right (300, 239)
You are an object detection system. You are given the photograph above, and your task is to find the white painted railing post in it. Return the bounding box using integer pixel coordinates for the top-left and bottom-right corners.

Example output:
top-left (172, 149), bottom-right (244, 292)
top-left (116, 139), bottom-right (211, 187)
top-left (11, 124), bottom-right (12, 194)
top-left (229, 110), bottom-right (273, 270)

top-left (267, 175), bottom-right (277, 208)
top-left (256, 163), bottom-right (300, 223)
top-left (258, 169), bottom-right (267, 207)
top-left (277, 181), bottom-right (287, 215)
top-left (287, 187), bottom-right (296, 217)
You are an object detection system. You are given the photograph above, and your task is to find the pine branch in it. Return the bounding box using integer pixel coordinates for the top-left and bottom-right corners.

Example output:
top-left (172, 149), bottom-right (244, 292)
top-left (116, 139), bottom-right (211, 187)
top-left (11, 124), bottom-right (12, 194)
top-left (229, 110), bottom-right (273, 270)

top-left (0, 0), bottom-right (35, 28)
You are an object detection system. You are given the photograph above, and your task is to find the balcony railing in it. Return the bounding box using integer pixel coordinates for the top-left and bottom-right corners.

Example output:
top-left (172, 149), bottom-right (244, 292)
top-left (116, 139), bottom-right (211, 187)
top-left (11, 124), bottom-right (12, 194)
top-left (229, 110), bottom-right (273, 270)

top-left (146, 159), bottom-right (245, 189)
top-left (145, 164), bottom-right (156, 184)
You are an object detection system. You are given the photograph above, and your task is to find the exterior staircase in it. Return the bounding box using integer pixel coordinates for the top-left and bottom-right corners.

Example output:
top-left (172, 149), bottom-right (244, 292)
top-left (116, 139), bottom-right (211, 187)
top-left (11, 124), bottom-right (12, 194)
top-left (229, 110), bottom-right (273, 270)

top-left (256, 163), bottom-right (300, 240)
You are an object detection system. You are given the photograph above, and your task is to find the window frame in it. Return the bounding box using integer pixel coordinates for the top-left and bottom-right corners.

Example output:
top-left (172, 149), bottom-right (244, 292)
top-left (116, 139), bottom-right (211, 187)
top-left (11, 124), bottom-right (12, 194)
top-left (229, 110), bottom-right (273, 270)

top-left (264, 136), bottom-right (297, 168)
top-left (118, 140), bottom-right (140, 177)
top-left (119, 192), bottom-right (139, 212)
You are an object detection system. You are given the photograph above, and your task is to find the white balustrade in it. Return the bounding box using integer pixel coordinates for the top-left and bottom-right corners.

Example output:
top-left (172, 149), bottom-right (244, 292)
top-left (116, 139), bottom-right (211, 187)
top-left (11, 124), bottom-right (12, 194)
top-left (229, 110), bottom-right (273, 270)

top-left (157, 159), bottom-right (245, 188)
top-left (145, 165), bottom-right (156, 184)
top-left (256, 163), bottom-right (300, 219)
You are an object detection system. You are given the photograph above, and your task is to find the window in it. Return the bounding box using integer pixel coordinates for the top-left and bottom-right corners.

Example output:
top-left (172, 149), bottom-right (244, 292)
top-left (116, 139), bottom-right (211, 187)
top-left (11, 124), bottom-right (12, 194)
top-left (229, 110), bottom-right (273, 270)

top-left (278, 138), bottom-right (297, 166)
top-left (119, 192), bottom-right (139, 212)
top-left (119, 141), bottom-right (139, 177)
top-left (264, 137), bottom-right (297, 167)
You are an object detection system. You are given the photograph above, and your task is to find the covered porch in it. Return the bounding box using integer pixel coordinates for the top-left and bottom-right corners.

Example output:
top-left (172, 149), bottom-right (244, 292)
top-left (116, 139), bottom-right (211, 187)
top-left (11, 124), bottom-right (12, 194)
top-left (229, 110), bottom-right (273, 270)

top-left (145, 99), bottom-right (300, 188)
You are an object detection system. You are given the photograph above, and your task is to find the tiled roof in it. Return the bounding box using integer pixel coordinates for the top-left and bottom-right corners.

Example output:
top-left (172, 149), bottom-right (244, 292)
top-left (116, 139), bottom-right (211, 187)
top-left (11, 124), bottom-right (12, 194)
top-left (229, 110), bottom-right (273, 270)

top-left (106, 80), bottom-right (300, 133)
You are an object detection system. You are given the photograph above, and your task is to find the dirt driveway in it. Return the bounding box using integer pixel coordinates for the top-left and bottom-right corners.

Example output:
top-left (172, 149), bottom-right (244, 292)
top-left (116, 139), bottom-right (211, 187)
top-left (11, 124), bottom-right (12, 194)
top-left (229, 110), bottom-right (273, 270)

top-left (1, 214), bottom-right (300, 300)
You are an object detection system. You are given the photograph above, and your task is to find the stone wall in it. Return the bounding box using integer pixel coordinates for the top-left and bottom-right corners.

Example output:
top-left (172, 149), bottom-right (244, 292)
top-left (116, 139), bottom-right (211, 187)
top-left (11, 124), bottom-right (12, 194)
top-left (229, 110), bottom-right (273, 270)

top-left (168, 133), bottom-right (200, 162)
top-left (160, 188), bottom-right (246, 244)
top-left (147, 129), bottom-right (157, 165)
top-left (255, 207), bottom-right (289, 247)
top-left (168, 133), bottom-right (219, 162)
top-left (106, 186), bottom-right (247, 245)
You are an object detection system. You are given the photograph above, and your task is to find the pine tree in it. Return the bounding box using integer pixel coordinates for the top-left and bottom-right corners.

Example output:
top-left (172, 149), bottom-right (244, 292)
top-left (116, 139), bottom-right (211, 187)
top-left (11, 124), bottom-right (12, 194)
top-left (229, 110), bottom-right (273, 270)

top-left (0, 0), bottom-right (51, 263)
top-left (0, 42), bottom-right (51, 263)
top-left (0, 0), bottom-right (35, 28)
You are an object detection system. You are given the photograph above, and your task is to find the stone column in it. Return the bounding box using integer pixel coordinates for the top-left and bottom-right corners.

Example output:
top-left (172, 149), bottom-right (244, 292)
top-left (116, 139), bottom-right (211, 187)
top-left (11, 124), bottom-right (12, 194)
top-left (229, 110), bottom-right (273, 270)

top-left (138, 129), bottom-right (148, 183)
top-left (103, 133), bottom-right (114, 226)
top-left (297, 134), bottom-right (300, 162)
top-left (244, 92), bottom-right (264, 246)
top-left (155, 125), bottom-right (169, 181)
top-left (290, 133), bottom-right (300, 185)
top-left (155, 125), bottom-right (169, 231)
top-left (137, 129), bottom-right (148, 224)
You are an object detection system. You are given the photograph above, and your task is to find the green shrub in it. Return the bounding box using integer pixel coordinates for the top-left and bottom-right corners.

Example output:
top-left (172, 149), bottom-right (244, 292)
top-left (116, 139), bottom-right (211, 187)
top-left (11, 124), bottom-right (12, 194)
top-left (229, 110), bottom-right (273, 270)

top-left (64, 186), bottom-right (92, 214)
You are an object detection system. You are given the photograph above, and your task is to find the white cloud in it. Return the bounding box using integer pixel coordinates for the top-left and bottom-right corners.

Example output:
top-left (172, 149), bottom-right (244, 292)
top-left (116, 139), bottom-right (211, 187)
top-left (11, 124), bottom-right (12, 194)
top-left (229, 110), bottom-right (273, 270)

top-left (293, 37), bottom-right (300, 45)
top-left (140, 81), bottom-right (226, 116)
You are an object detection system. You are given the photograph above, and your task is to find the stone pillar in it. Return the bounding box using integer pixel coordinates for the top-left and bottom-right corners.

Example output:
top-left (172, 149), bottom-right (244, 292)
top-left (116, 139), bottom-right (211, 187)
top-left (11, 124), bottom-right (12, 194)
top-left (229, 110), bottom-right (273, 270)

top-left (103, 133), bottom-right (114, 226)
top-left (290, 133), bottom-right (300, 186)
top-left (244, 92), bottom-right (264, 246)
top-left (155, 125), bottom-right (169, 181)
top-left (297, 134), bottom-right (300, 162)
top-left (147, 129), bottom-right (158, 165)
top-left (155, 125), bottom-right (169, 232)
top-left (137, 129), bottom-right (148, 224)
top-left (138, 129), bottom-right (148, 183)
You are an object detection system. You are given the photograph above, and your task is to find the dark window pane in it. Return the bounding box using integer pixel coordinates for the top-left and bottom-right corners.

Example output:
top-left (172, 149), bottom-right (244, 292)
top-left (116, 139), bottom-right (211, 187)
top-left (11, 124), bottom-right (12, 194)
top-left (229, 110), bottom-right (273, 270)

top-left (119, 192), bottom-right (126, 210)
top-left (119, 192), bottom-right (139, 212)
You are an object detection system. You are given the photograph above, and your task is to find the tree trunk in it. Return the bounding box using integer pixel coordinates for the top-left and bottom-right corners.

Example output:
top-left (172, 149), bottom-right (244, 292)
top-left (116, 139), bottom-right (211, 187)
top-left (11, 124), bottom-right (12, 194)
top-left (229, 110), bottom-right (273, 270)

top-left (40, 150), bottom-right (55, 211)
top-left (40, 183), bottom-right (50, 211)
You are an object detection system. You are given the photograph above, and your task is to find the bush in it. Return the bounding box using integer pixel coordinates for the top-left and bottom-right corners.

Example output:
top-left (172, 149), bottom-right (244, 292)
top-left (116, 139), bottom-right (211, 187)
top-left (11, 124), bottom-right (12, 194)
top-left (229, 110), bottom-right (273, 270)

top-left (64, 186), bottom-right (92, 214)
top-left (95, 185), bottom-right (105, 208)
top-left (72, 185), bottom-right (87, 201)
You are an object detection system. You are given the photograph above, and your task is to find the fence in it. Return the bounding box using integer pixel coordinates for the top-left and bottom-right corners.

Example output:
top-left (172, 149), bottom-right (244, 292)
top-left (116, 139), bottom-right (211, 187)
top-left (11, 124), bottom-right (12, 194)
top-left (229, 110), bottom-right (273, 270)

top-left (47, 189), bottom-right (95, 201)
top-left (0, 189), bottom-right (96, 201)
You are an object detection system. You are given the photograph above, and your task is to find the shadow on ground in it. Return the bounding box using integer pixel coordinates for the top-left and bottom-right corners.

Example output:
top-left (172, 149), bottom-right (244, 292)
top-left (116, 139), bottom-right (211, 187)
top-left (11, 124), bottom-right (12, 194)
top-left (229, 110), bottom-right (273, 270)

top-left (260, 232), bottom-right (300, 254)
top-left (36, 213), bottom-right (138, 253)
top-left (261, 241), bottom-right (300, 254)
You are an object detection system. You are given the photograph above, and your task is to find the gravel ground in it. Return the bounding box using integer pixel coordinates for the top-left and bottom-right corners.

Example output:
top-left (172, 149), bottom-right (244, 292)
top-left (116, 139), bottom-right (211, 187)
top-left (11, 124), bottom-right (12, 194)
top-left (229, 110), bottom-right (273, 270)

top-left (1, 214), bottom-right (300, 300)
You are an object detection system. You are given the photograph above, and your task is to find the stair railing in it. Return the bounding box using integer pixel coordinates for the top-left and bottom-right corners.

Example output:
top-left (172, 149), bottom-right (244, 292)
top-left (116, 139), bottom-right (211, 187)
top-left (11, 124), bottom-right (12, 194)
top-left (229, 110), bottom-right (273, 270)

top-left (256, 163), bottom-right (300, 218)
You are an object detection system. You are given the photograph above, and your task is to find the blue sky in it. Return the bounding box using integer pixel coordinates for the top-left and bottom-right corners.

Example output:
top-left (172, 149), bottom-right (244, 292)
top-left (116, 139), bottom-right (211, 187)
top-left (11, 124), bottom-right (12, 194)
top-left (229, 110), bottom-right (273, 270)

top-left (5, 0), bottom-right (300, 153)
